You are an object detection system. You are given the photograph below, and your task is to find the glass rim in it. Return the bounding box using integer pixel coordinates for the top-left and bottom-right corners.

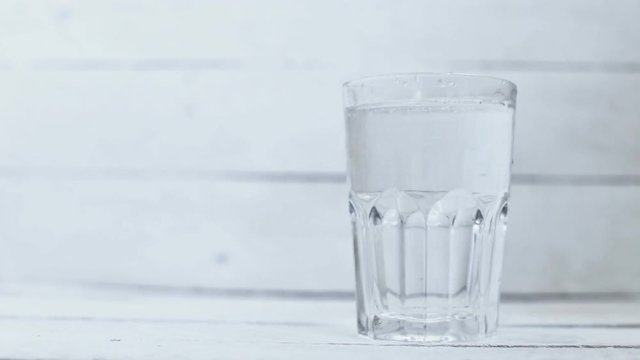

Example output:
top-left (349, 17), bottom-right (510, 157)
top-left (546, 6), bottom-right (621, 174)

top-left (343, 72), bottom-right (517, 92)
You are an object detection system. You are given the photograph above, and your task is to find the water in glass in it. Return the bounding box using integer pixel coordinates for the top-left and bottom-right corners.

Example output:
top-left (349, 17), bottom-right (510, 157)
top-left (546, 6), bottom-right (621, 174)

top-left (346, 99), bottom-right (514, 342)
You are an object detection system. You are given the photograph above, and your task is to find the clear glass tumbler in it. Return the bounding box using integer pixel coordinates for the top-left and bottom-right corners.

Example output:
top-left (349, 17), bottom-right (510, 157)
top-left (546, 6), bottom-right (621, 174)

top-left (344, 73), bottom-right (516, 342)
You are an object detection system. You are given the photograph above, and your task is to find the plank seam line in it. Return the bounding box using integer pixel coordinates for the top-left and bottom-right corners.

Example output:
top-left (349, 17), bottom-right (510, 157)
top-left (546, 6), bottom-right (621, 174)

top-left (0, 168), bottom-right (639, 186)
top-left (1, 315), bottom-right (639, 330)
top-left (0, 315), bottom-right (326, 327)
top-left (68, 282), bottom-right (640, 302)
top-left (454, 60), bottom-right (640, 73)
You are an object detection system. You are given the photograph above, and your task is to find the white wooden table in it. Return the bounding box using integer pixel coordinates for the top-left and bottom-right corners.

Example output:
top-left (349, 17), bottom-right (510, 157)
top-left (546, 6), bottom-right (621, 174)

top-left (1, 284), bottom-right (638, 359)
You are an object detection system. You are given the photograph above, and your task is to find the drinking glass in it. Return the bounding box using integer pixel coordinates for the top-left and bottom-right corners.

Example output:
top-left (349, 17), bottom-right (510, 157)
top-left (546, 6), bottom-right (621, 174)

top-left (344, 73), bottom-right (516, 342)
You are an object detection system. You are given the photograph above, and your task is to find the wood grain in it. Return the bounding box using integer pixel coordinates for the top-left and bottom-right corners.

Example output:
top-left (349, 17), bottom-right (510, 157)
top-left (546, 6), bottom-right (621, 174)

top-left (0, 288), bottom-right (637, 359)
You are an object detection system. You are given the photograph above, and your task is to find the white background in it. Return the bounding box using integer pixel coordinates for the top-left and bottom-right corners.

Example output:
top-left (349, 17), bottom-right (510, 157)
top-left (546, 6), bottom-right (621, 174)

top-left (0, 0), bottom-right (638, 294)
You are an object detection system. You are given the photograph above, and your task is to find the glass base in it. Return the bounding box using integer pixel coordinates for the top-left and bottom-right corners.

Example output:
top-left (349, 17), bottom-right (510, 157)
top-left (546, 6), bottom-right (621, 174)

top-left (359, 310), bottom-right (496, 343)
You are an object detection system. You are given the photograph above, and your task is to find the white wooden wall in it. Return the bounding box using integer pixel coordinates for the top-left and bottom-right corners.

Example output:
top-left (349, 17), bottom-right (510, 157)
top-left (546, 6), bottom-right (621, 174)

top-left (0, 0), bottom-right (638, 294)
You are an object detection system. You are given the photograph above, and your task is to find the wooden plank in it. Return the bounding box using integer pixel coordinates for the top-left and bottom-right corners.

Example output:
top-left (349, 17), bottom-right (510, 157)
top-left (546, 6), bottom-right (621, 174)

top-left (0, 0), bottom-right (639, 63)
top-left (0, 291), bottom-right (638, 359)
top-left (0, 178), bottom-right (638, 293)
top-left (0, 322), bottom-right (636, 360)
top-left (1, 285), bottom-right (639, 326)
top-left (0, 178), bottom-right (351, 290)
top-left (0, 70), bottom-right (638, 175)
top-left (504, 184), bottom-right (640, 293)
top-left (488, 72), bottom-right (640, 176)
